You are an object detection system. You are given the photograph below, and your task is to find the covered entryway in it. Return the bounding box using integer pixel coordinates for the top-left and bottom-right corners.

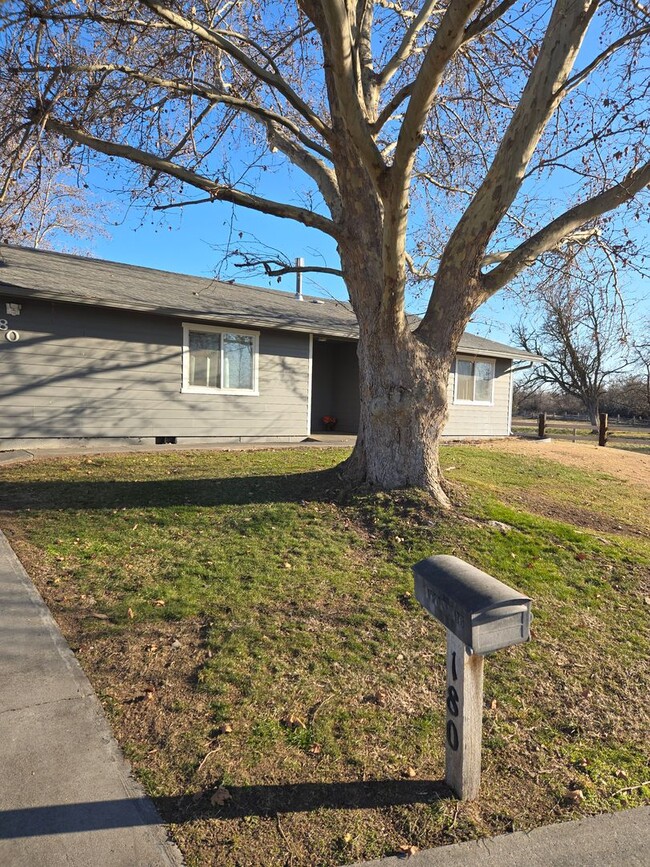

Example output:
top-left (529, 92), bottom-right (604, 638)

top-left (310, 338), bottom-right (360, 434)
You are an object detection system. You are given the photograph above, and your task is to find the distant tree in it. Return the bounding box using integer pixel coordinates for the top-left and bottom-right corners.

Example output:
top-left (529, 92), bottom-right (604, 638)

top-left (603, 375), bottom-right (650, 419)
top-left (514, 265), bottom-right (632, 428)
top-left (631, 322), bottom-right (650, 416)
top-left (2, 1), bottom-right (649, 504)
top-left (0, 162), bottom-right (110, 250)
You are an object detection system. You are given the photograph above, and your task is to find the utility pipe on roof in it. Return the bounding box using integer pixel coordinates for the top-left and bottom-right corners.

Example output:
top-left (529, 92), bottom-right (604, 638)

top-left (295, 257), bottom-right (304, 300)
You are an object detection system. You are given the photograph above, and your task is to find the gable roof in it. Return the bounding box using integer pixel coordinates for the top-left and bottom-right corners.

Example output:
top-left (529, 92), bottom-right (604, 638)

top-left (0, 245), bottom-right (541, 361)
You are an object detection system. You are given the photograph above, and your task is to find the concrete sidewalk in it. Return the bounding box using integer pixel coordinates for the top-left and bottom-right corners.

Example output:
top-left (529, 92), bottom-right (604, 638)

top-left (349, 804), bottom-right (649, 866)
top-left (0, 530), bottom-right (184, 866)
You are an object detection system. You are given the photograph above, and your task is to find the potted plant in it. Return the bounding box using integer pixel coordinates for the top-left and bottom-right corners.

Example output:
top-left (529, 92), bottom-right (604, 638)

top-left (321, 415), bottom-right (338, 431)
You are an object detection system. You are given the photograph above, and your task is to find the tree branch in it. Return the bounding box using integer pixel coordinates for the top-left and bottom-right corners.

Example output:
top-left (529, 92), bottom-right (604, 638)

top-left (138, 0), bottom-right (331, 141)
top-left (42, 116), bottom-right (340, 238)
top-left (19, 61), bottom-right (333, 161)
top-left (484, 160), bottom-right (650, 293)
top-left (318, 0), bottom-right (387, 181)
top-left (436, 0), bottom-right (601, 286)
top-left (376, 0), bottom-right (443, 89)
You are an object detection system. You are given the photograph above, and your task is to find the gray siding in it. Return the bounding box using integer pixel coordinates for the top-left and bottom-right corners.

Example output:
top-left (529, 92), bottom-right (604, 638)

top-left (444, 357), bottom-right (512, 438)
top-left (1, 296), bottom-right (310, 440)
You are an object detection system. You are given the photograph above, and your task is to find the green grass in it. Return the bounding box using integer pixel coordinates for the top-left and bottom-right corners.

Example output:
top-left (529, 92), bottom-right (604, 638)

top-left (1, 445), bottom-right (648, 867)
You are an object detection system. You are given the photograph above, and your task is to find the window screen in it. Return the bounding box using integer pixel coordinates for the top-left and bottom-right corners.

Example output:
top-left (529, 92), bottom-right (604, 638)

top-left (223, 333), bottom-right (254, 390)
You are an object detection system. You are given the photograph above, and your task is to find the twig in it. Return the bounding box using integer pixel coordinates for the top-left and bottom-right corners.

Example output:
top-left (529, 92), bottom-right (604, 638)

top-left (610, 781), bottom-right (650, 797)
top-left (197, 747), bottom-right (219, 773)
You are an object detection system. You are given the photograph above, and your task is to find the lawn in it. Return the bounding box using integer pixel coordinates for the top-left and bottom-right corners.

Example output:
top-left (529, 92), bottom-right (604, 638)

top-left (1, 446), bottom-right (648, 867)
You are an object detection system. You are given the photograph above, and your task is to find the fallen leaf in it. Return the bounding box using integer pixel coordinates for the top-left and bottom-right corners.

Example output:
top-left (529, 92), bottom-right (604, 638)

top-left (564, 788), bottom-right (585, 805)
top-left (132, 523), bottom-right (139, 531)
top-left (153, 599), bottom-right (166, 607)
top-left (283, 562), bottom-right (292, 569)
top-left (374, 689), bottom-right (387, 707)
top-left (343, 832), bottom-right (353, 844)
top-left (490, 699), bottom-right (498, 710)
top-left (218, 723), bottom-right (233, 734)
top-left (171, 638), bottom-right (182, 649)
top-left (309, 743), bottom-right (322, 755)
top-left (398, 844), bottom-right (420, 856)
top-left (210, 786), bottom-right (231, 806)
top-left (405, 767), bottom-right (417, 778)
top-left (91, 612), bottom-right (110, 620)
top-left (127, 607), bottom-right (134, 619)
top-left (644, 597), bottom-right (650, 606)
top-left (575, 553), bottom-right (587, 562)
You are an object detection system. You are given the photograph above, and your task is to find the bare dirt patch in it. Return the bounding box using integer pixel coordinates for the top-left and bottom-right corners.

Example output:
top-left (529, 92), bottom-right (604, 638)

top-left (478, 437), bottom-right (650, 491)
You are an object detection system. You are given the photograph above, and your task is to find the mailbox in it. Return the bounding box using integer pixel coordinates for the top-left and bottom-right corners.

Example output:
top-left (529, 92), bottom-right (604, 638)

top-left (413, 555), bottom-right (531, 655)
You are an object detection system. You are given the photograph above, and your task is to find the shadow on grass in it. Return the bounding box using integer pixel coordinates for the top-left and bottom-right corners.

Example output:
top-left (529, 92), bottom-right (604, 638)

top-left (0, 468), bottom-right (348, 512)
top-left (157, 778), bottom-right (451, 821)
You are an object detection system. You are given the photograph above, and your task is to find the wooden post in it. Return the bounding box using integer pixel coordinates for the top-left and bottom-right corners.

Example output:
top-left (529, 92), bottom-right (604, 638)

top-left (599, 413), bottom-right (608, 447)
top-left (538, 412), bottom-right (546, 439)
top-left (445, 631), bottom-right (484, 800)
top-left (573, 426), bottom-right (577, 443)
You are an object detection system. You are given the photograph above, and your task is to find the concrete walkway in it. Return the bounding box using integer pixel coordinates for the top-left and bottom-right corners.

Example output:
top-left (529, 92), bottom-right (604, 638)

top-left (0, 434), bottom-right (358, 467)
top-left (349, 804), bottom-right (649, 866)
top-left (0, 530), bottom-right (184, 867)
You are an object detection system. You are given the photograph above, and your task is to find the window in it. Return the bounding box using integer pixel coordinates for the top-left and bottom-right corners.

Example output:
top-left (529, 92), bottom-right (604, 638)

top-left (182, 323), bottom-right (259, 394)
top-left (454, 357), bottom-right (495, 404)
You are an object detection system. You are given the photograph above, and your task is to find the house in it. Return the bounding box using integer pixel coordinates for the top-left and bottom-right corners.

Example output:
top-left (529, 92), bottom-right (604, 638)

top-left (0, 245), bottom-right (540, 448)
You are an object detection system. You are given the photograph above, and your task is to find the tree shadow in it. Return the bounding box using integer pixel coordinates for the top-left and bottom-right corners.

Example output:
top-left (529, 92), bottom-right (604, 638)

top-left (0, 467), bottom-right (350, 513)
top-left (155, 778), bottom-right (452, 822)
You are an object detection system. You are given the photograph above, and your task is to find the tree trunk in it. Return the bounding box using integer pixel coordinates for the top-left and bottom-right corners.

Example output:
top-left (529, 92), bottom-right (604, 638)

top-left (346, 332), bottom-right (453, 507)
top-left (584, 398), bottom-right (599, 430)
top-left (338, 253), bottom-right (455, 508)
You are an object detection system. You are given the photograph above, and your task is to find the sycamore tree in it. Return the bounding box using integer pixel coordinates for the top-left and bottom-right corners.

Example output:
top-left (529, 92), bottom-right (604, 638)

top-left (1, 1), bottom-right (649, 505)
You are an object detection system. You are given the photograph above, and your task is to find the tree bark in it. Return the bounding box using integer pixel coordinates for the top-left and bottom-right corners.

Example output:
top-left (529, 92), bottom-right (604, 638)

top-left (337, 224), bottom-right (455, 508)
top-left (348, 330), bottom-right (453, 508)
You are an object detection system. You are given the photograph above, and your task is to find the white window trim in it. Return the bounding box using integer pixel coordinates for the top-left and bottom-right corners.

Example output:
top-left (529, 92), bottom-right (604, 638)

top-left (181, 322), bottom-right (260, 395)
top-left (453, 355), bottom-right (495, 406)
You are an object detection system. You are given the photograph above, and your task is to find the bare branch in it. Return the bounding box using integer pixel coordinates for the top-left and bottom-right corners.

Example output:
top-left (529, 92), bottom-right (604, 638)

top-left (317, 0), bottom-right (387, 180)
top-left (139, 0), bottom-right (331, 141)
top-left (43, 116), bottom-right (340, 238)
top-left (484, 160), bottom-right (650, 292)
top-left (376, 0), bottom-right (443, 89)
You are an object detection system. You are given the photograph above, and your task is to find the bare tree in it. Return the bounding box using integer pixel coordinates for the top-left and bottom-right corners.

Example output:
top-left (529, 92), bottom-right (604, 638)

top-left (1, 0), bottom-right (649, 504)
top-left (631, 320), bottom-right (650, 414)
top-left (0, 162), bottom-right (111, 250)
top-left (514, 265), bottom-right (633, 427)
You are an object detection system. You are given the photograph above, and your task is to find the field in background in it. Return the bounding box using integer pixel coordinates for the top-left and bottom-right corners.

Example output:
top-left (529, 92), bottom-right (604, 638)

top-left (0, 445), bottom-right (648, 866)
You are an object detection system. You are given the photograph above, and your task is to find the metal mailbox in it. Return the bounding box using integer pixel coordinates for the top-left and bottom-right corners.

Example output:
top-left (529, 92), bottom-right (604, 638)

top-left (413, 555), bottom-right (531, 655)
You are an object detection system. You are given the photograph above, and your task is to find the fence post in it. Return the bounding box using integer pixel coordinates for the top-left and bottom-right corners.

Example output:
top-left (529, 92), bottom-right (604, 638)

top-left (538, 413), bottom-right (546, 439)
top-left (599, 413), bottom-right (608, 447)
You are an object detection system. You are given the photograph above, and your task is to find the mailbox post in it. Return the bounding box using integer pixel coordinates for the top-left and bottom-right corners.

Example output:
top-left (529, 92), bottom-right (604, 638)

top-left (413, 555), bottom-right (532, 800)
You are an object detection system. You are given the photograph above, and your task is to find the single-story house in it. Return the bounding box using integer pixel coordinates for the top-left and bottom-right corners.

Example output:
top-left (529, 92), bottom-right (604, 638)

top-left (0, 245), bottom-right (540, 448)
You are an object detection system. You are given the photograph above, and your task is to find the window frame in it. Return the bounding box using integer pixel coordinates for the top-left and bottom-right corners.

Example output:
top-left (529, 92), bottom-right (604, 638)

top-left (181, 322), bottom-right (259, 395)
top-left (453, 355), bottom-right (496, 406)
